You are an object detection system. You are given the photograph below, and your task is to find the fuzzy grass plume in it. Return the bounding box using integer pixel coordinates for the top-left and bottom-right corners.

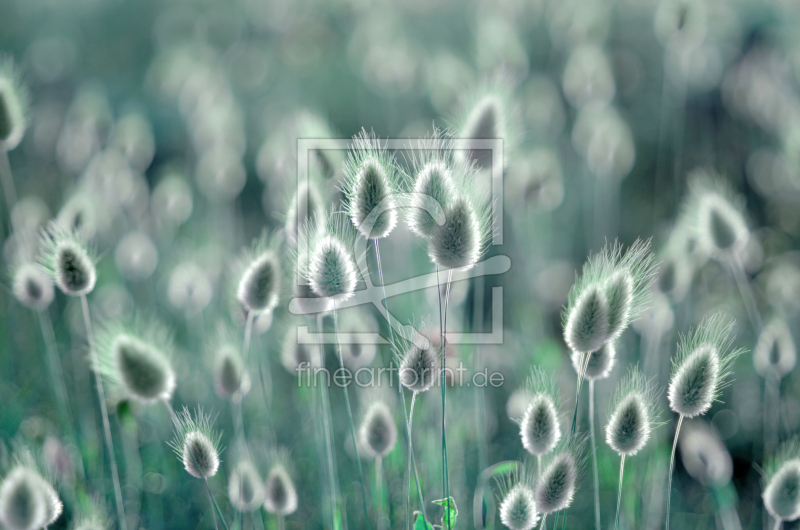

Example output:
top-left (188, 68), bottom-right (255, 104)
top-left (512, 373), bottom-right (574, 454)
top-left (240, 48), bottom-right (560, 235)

top-left (404, 129), bottom-right (457, 239)
top-left (342, 128), bottom-right (401, 240)
top-left (39, 221), bottom-right (97, 297)
top-left (207, 326), bottom-right (250, 400)
top-left (169, 407), bottom-right (223, 479)
top-left (519, 367), bottom-right (562, 458)
top-left (563, 240), bottom-right (657, 354)
top-left (228, 460), bottom-right (265, 512)
top-left (683, 170), bottom-right (749, 259)
top-left (533, 436), bottom-right (587, 515)
top-left (667, 313), bottom-right (744, 418)
top-left (94, 315), bottom-right (177, 405)
top-left (754, 319), bottom-right (797, 381)
top-left (11, 262), bottom-right (54, 312)
top-left (298, 211), bottom-right (361, 303)
top-left (0, 58), bottom-right (29, 150)
top-left (606, 367), bottom-right (661, 456)
top-left (496, 462), bottom-right (539, 530)
top-left (359, 400), bottom-right (398, 458)
top-left (263, 448), bottom-right (298, 517)
top-left (234, 231), bottom-right (283, 315)
top-left (762, 437), bottom-right (800, 525)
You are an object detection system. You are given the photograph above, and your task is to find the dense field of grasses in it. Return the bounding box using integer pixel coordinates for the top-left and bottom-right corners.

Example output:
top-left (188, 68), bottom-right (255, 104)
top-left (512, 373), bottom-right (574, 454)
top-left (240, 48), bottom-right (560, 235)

top-left (1, 0), bottom-right (800, 529)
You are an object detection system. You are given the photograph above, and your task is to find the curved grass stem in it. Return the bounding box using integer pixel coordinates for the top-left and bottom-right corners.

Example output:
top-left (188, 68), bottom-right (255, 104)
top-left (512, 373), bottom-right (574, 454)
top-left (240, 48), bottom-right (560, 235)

top-left (436, 267), bottom-right (453, 527)
top-left (614, 455), bottom-right (625, 530)
top-left (590, 380), bottom-right (601, 530)
top-left (665, 414), bottom-right (684, 530)
top-left (81, 294), bottom-right (127, 530)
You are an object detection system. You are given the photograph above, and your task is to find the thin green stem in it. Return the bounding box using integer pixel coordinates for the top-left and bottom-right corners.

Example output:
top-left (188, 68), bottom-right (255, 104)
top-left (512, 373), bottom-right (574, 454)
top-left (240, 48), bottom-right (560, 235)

top-left (773, 518), bottom-right (782, 530)
top-left (590, 380), bottom-right (601, 530)
top-left (560, 351), bottom-right (591, 529)
top-left (235, 311), bottom-right (255, 453)
top-left (376, 456), bottom-right (384, 530)
top-left (665, 415), bottom-right (684, 530)
top-left (333, 300), bottom-right (372, 530)
top-left (539, 514), bottom-right (546, 529)
top-left (437, 268), bottom-right (453, 527)
top-left (203, 477), bottom-right (229, 530)
top-left (38, 311), bottom-right (75, 440)
top-left (0, 147), bottom-right (17, 227)
top-left (316, 313), bottom-right (342, 530)
top-left (614, 455), bottom-right (625, 530)
top-left (277, 515), bottom-right (285, 530)
top-left (81, 294), bottom-right (127, 530)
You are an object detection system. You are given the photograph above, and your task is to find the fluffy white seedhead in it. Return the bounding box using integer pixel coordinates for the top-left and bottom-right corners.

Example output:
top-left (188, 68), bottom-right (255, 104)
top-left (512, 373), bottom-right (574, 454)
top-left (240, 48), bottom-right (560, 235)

top-left (263, 464), bottom-right (298, 516)
top-left (167, 261), bottom-right (213, 314)
top-left (0, 467), bottom-right (47, 530)
top-left (398, 333), bottom-right (440, 393)
top-left (754, 320), bottom-right (797, 380)
top-left (684, 171), bottom-right (749, 259)
top-left (308, 235), bottom-right (357, 301)
top-left (40, 222), bottom-right (97, 297)
top-left (428, 196), bottom-right (485, 271)
top-left (56, 193), bottom-right (98, 242)
top-left (96, 319), bottom-right (176, 405)
top-left (679, 421), bottom-right (732, 488)
top-left (605, 367), bottom-right (660, 456)
top-left (228, 461), bottom-right (265, 512)
top-left (563, 283), bottom-right (610, 354)
top-left (408, 161), bottom-right (455, 238)
top-left (33, 475), bottom-right (61, 527)
top-left (342, 129), bottom-right (399, 239)
top-left (456, 77), bottom-right (519, 171)
top-left (668, 313), bottom-right (743, 418)
top-left (359, 401), bottom-right (397, 458)
top-left (213, 344), bottom-right (249, 400)
top-left (534, 439), bottom-right (585, 514)
top-left (499, 484), bottom-right (539, 530)
top-left (519, 367), bottom-right (562, 457)
top-left (572, 341), bottom-right (616, 381)
top-left (169, 407), bottom-right (223, 479)
top-left (236, 233), bottom-right (282, 314)
top-left (12, 263), bottom-right (54, 312)
top-left (763, 438), bottom-right (800, 522)
top-left (0, 59), bottom-right (29, 150)
top-left (563, 240), bottom-right (657, 353)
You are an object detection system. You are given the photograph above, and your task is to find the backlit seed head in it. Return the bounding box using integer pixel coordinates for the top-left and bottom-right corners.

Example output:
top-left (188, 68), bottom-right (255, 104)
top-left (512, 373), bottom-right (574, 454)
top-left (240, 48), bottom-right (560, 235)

top-left (519, 367), bottom-right (562, 457)
top-left (455, 76), bottom-right (520, 171)
top-left (299, 213), bottom-right (360, 303)
top-left (605, 367), bottom-right (661, 456)
top-left (57, 193), bottom-right (98, 241)
top-left (0, 59), bottom-right (29, 150)
top-left (428, 196), bottom-right (484, 271)
top-left (12, 263), bottom-right (54, 312)
top-left (684, 170), bottom-right (749, 259)
top-left (207, 327), bottom-right (250, 400)
top-left (39, 222), bottom-right (97, 297)
top-left (0, 467), bottom-right (47, 530)
top-left (396, 328), bottom-right (440, 393)
top-left (534, 437), bottom-right (586, 514)
top-left (169, 407), bottom-right (223, 479)
top-left (342, 129), bottom-right (400, 239)
top-left (228, 461), bottom-right (265, 512)
top-left (563, 240), bottom-right (657, 353)
top-left (754, 320), bottom-right (797, 381)
top-left (679, 420), bottom-right (732, 488)
top-left (563, 283), bottom-right (610, 354)
top-left (263, 450), bottom-right (297, 516)
top-left (405, 131), bottom-right (457, 238)
top-left (572, 341), bottom-right (616, 381)
top-left (763, 437), bottom-right (800, 522)
top-left (668, 313), bottom-right (744, 418)
top-left (359, 401), bottom-right (397, 458)
top-left (236, 232), bottom-right (282, 315)
top-left (95, 316), bottom-right (176, 404)
top-left (33, 474), bottom-right (61, 527)
top-left (167, 260), bottom-right (213, 314)
top-left (114, 231), bottom-right (159, 281)
top-left (499, 483), bottom-right (539, 530)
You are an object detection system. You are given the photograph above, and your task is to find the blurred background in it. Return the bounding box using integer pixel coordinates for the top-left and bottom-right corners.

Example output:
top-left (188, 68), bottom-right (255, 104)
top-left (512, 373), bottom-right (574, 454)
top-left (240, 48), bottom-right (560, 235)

top-left (1, 0), bottom-right (800, 528)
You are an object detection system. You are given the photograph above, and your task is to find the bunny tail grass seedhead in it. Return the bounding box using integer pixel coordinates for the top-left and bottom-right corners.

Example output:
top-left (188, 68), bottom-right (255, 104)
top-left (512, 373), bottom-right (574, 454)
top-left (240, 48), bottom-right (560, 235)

top-left (754, 319), bottom-right (797, 380)
top-left (573, 341), bottom-right (616, 381)
top-left (0, 58), bottom-right (29, 150)
top-left (263, 449), bottom-right (298, 516)
top-left (563, 283), bottom-right (610, 354)
top-left (359, 400), bottom-right (398, 458)
top-left (169, 407), bottom-right (223, 479)
top-left (228, 460), bottom-right (265, 512)
top-left (763, 437), bottom-right (800, 523)
top-left (300, 213), bottom-right (360, 303)
top-left (95, 316), bottom-right (176, 404)
top-left (342, 128), bottom-right (400, 240)
top-left (405, 130), bottom-right (457, 238)
top-left (605, 367), bottom-right (661, 456)
top-left (668, 313), bottom-right (744, 418)
top-left (455, 75), bottom-right (520, 171)
top-left (40, 221), bottom-right (97, 297)
top-left (0, 467), bottom-right (49, 530)
top-left (396, 328), bottom-right (440, 393)
top-left (685, 170), bottom-right (749, 259)
top-left (679, 421), bottom-right (732, 488)
top-left (236, 231), bottom-right (282, 315)
top-left (11, 263), bottom-right (54, 312)
top-left (533, 437), bottom-right (587, 514)
top-left (427, 193), bottom-right (491, 271)
top-left (496, 461), bottom-right (539, 530)
top-left (208, 327), bottom-right (249, 400)
top-left (519, 367), bottom-right (562, 457)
